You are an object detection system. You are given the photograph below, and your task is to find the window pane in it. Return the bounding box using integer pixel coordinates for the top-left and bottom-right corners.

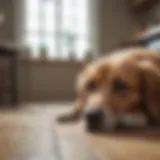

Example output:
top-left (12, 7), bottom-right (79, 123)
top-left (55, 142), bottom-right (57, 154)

top-left (76, 38), bottom-right (89, 60)
top-left (26, 16), bottom-right (39, 32)
top-left (25, 0), bottom-right (40, 31)
top-left (61, 36), bottom-right (70, 59)
top-left (61, 0), bottom-right (89, 59)
top-left (25, 0), bottom-right (39, 13)
top-left (43, 36), bottom-right (56, 59)
top-left (42, 0), bottom-right (55, 33)
top-left (62, 0), bottom-right (88, 34)
top-left (62, 0), bottom-right (75, 31)
top-left (75, 0), bottom-right (88, 37)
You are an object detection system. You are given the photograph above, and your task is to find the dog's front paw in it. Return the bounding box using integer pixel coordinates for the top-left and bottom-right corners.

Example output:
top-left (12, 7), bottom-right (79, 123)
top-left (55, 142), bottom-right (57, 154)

top-left (57, 112), bottom-right (80, 123)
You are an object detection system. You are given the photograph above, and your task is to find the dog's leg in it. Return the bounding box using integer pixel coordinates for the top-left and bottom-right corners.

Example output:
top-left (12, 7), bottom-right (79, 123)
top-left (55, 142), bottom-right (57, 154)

top-left (57, 99), bottom-right (85, 123)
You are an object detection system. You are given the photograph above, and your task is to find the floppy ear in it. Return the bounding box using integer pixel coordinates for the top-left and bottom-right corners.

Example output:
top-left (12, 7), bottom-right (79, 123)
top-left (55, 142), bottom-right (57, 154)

top-left (139, 61), bottom-right (160, 124)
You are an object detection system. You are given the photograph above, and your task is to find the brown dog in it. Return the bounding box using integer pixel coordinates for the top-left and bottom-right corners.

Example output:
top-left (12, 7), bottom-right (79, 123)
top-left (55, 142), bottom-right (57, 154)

top-left (58, 47), bottom-right (160, 131)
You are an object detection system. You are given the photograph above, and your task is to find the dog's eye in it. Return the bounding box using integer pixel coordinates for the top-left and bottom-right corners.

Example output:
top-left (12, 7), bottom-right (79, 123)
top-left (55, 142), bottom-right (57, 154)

top-left (86, 80), bottom-right (97, 91)
top-left (113, 79), bottom-right (128, 91)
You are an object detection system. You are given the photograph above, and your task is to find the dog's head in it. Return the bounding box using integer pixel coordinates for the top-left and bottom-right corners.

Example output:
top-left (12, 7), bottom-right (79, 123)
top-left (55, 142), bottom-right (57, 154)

top-left (76, 48), bottom-right (160, 131)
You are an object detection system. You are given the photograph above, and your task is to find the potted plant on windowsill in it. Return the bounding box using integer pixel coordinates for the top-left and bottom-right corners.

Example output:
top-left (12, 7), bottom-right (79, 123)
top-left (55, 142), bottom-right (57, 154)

top-left (40, 45), bottom-right (48, 60)
top-left (84, 49), bottom-right (93, 63)
top-left (22, 45), bottom-right (32, 60)
top-left (63, 30), bottom-right (77, 61)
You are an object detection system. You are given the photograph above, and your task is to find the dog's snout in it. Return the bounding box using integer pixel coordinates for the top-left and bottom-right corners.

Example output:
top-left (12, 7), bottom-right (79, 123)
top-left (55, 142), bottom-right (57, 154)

top-left (84, 107), bottom-right (104, 131)
top-left (85, 108), bottom-right (103, 120)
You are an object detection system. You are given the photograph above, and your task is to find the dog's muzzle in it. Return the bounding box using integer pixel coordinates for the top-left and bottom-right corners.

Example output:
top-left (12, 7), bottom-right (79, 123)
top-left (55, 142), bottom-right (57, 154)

top-left (84, 107), bottom-right (119, 132)
top-left (84, 107), bottom-right (105, 131)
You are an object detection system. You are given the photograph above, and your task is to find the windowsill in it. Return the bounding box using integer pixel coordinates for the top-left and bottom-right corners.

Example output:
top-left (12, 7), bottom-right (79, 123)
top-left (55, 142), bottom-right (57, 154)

top-left (19, 58), bottom-right (86, 66)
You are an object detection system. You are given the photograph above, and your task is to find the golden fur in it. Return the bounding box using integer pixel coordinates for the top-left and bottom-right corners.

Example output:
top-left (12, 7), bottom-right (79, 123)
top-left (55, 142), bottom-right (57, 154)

top-left (58, 47), bottom-right (160, 125)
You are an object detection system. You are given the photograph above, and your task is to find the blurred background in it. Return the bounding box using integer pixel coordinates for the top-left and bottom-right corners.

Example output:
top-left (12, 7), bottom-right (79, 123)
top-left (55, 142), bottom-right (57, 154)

top-left (0, 0), bottom-right (160, 104)
top-left (1, 0), bottom-right (160, 104)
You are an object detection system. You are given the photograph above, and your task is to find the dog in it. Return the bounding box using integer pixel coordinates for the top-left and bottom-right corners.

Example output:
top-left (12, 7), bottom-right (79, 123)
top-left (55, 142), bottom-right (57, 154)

top-left (58, 47), bottom-right (160, 131)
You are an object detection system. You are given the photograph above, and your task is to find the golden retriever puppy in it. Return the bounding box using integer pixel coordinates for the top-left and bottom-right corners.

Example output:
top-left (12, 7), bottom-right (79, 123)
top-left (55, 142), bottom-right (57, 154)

top-left (58, 47), bottom-right (160, 131)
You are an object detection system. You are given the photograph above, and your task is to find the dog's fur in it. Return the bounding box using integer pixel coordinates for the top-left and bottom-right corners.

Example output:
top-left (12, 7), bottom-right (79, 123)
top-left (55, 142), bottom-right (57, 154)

top-left (58, 47), bottom-right (160, 128)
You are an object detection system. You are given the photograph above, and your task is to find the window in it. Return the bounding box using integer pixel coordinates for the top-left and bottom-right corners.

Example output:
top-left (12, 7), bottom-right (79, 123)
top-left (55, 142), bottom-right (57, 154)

top-left (24, 0), bottom-right (89, 60)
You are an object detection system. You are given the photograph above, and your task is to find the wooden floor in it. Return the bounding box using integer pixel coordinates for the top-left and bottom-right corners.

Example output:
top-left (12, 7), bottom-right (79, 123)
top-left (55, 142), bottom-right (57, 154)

top-left (0, 103), bottom-right (159, 160)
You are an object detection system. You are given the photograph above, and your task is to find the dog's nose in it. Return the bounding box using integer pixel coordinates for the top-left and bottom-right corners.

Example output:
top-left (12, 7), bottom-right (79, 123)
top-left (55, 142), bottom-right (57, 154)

top-left (84, 107), bottom-right (104, 131)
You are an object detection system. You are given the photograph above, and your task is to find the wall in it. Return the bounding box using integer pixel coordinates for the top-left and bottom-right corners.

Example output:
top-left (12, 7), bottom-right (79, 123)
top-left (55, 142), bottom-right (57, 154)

top-left (0, 0), bottom-right (15, 43)
top-left (0, 0), bottom-right (135, 102)
top-left (98, 0), bottom-right (135, 53)
top-left (18, 60), bottom-right (83, 102)
top-left (145, 1), bottom-right (160, 26)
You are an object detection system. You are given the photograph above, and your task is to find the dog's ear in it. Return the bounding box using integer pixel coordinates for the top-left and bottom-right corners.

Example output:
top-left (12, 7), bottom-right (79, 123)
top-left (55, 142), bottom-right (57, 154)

top-left (139, 61), bottom-right (160, 123)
